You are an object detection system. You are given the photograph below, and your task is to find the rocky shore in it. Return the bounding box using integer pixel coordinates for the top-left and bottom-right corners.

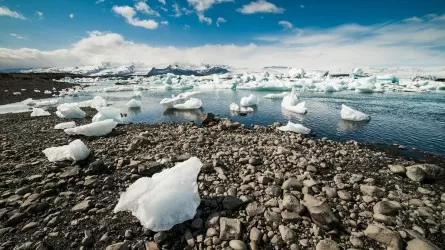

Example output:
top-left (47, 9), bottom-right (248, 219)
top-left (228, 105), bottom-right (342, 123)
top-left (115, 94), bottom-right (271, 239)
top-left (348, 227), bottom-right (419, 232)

top-left (0, 109), bottom-right (444, 250)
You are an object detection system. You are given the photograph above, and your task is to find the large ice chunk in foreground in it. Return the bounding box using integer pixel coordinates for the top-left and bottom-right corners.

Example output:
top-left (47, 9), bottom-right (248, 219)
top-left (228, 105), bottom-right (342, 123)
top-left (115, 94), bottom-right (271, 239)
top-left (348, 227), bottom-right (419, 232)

top-left (278, 121), bottom-right (311, 134)
top-left (92, 107), bottom-right (123, 123)
top-left (263, 92), bottom-right (289, 99)
top-left (240, 94), bottom-right (259, 107)
top-left (64, 119), bottom-right (118, 136)
top-left (281, 88), bottom-right (299, 107)
top-left (42, 139), bottom-right (89, 162)
top-left (126, 99), bottom-right (141, 108)
top-left (173, 98), bottom-right (202, 110)
top-left (340, 104), bottom-right (370, 121)
top-left (30, 108), bottom-right (50, 117)
top-left (54, 121), bottom-right (76, 130)
top-left (114, 157), bottom-right (202, 231)
top-left (56, 103), bottom-right (86, 119)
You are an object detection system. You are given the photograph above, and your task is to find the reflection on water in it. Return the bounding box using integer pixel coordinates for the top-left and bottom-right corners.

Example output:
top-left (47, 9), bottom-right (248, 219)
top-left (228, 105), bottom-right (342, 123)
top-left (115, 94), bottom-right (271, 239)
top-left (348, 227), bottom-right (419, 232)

top-left (337, 119), bottom-right (370, 133)
top-left (162, 108), bottom-right (204, 122)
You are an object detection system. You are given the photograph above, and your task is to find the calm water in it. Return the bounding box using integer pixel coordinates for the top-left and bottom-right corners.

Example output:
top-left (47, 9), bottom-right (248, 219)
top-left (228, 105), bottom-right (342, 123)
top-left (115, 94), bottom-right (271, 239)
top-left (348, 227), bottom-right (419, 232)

top-left (3, 87), bottom-right (445, 155)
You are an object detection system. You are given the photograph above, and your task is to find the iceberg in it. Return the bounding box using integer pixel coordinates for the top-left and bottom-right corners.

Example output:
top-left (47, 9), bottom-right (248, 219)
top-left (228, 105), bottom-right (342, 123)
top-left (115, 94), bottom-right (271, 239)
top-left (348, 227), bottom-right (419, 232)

top-left (230, 103), bottom-right (253, 113)
top-left (126, 99), bottom-right (142, 108)
top-left (54, 121), bottom-right (76, 130)
top-left (288, 68), bottom-right (305, 78)
top-left (64, 119), bottom-right (118, 136)
top-left (278, 121), bottom-right (311, 134)
top-left (263, 92), bottom-right (289, 99)
top-left (42, 139), bottom-right (90, 162)
top-left (240, 94), bottom-right (259, 107)
top-left (78, 96), bottom-right (108, 109)
top-left (35, 99), bottom-right (58, 107)
top-left (30, 108), bottom-right (50, 117)
top-left (230, 103), bottom-right (240, 112)
top-left (92, 107), bottom-right (123, 123)
top-left (159, 91), bottom-right (200, 109)
top-left (132, 91), bottom-right (142, 98)
top-left (282, 101), bottom-right (307, 114)
top-left (114, 157), bottom-right (202, 232)
top-left (281, 88), bottom-right (301, 112)
top-left (56, 103), bottom-right (86, 119)
top-left (173, 98), bottom-right (202, 110)
top-left (340, 104), bottom-right (370, 121)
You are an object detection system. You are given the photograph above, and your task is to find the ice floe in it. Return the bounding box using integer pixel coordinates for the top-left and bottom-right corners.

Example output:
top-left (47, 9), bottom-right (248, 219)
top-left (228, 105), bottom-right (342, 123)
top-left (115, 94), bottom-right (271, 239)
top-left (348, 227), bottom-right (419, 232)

top-left (92, 107), bottom-right (123, 123)
top-left (64, 119), bottom-right (118, 136)
top-left (263, 92), bottom-right (289, 99)
top-left (56, 103), bottom-right (86, 119)
top-left (42, 139), bottom-right (90, 162)
top-left (278, 121), bottom-right (311, 134)
top-left (240, 94), bottom-right (259, 107)
top-left (126, 99), bottom-right (141, 108)
top-left (35, 99), bottom-right (58, 107)
top-left (340, 104), bottom-right (370, 121)
top-left (173, 98), bottom-right (202, 110)
top-left (229, 103), bottom-right (254, 113)
top-left (30, 108), bottom-right (50, 117)
top-left (54, 121), bottom-right (76, 130)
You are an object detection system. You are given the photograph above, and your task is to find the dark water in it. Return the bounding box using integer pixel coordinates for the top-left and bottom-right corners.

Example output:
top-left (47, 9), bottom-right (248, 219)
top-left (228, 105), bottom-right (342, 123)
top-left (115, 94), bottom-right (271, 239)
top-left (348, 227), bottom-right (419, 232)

top-left (71, 89), bottom-right (445, 155)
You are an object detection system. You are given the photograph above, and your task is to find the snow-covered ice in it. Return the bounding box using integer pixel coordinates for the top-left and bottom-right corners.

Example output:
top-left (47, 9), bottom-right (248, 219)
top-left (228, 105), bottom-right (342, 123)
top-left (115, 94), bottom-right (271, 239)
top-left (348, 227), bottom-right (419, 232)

top-left (278, 121), bottom-right (311, 134)
top-left (341, 104), bottom-right (370, 121)
top-left (30, 108), bottom-right (50, 117)
top-left (114, 157), bottom-right (202, 231)
top-left (240, 94), bottom-right (259, 107)
top-left (126, 99), bottom-right (141, 108)
top-left (263, 92), bottom-right (289, 99)
top-left (92, 107), bottom-right (123, 123)
top-left (54, 121), bottom-right (76, 130)
top-left (64, 119), bottom-right (118, 136)
top-left (56, 103), bottom-right (86, 119)
top-left (173, 98), bottom-right (202, 110)
top-left (42, 139), bottom-right (89, 162)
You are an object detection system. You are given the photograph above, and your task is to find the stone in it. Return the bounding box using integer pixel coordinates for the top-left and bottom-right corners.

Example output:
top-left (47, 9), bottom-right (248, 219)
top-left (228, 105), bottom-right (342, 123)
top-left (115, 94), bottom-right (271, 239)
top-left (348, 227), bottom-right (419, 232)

top-left (282, 178), bottom-right (303, 190)
top-left (89, 160), bottom-right (106, 174)
top-left (154, 232), bottom-right (167, 244)
top-left (15, 186), bottom-right (31, 195)
top-left (71, 199), bottom-right (92, 212)
top-left (441, 193), bottom-right (445, 202)
top-left (360, 185), bottom-right (385, 198)
top-left (415, 164), bottom-right (445, 180)
top-left (315, 239), bottom-right (340, 250)
top-left (246, 201), bottom-right (266, 216)
top-left (337, 190), bottom-right (352, 201)
top-left (184, 231), bottom-right (195, 247)
top-left (373, 201), bottom-right (401, 215)
top-left (124, 229), bottom-right (133, 239)
top-left (265, 185), bottom-right (281, 197)
top-left (206, 228), bottom-right (218, 237)
top-left (59, 166), bottom-right (80, 178)
top-left (250, 227), bottom-right (262, 242)
top-left (220, 217), bottom-right (242, 240)
top-left (222, 196), bottom-right (244, 210)
top-left (145, 242), bottom-right (159, 250)
top-left (282, 194), bottom-right (304, 214)
top-left (303, 195), bottom-right (339, 230)
top-left (389, 165), bottom-right (406, 174)
top-left (406, 239), bottom-right (440, 250)
top-left (279, 225), bottom-right (296, 242)
top-left (406, 166), bottom-right (426, 182)
top-left (206, 212), bottom-right (220, 227)
top-left (303, 179), bottom-right (317, 187)
top-left (21, 221), bottom-right (38, 231)
top-left (364, 223), bottom-right (401, 250)
top-left (191, 218), bottom-right (203, 229)
top-left (249, 157), bottom-right (262, 166)
top-left (105, 242), bottom-right (129, 250)
top-left (349, 236), bottom-right (363, 248)
top-left (229, 240), bottom-right (247, 250)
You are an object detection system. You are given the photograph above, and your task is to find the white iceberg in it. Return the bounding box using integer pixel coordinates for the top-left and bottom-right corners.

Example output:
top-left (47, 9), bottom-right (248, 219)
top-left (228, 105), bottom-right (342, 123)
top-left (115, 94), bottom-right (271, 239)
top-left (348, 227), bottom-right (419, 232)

top-left (263, 92), bottom-right (289, 99)
top-left (126, 99), bottom-right (141, 108)
top-left (288, 68), bottom-right (305, 78)
top-left (230, 103), bottom-right (240, 112)
top-left (230, 103), bottom-right (253, 113)
top-left (54, 121), bottom-right (76, 130)
top-left (173, 98), bottom-right (202, 110)
top-left (30, 108), bottom-right (50, 117)
top-left (240, 94), bottom-right (259, 107)
top-left (55, 103), bottom-right (86, 119)
top-left (283, 101), bottom-right (307, 114)
top-left (92, 107), bottom-right (123, 123)
top-left (281, 88), bottom-right (307, 114)
top-left (340, 104), bottom-right (370, 121)
top-left (64, 119), bottom-right (118, 136)
top-left (114, 157), bottom-right (202, 232)
top-left (42, 139), bottom-right (89, 162)
top-left (278, 121), bottom-right (311, 134)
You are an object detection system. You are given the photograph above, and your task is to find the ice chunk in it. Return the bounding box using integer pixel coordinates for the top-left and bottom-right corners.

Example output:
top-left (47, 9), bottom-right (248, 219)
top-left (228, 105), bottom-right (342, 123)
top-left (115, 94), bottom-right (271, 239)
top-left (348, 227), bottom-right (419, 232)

top-left (173, 98), bottom-right (202, 110)
top-left (282, 101), bottom-right (307, 114)
top-left (114, 157), bottom-right (202, 231)
top-left (54, 121), bottom-right (76, 130)
top-left (64, 119), bottom-right (118, 136)
top-left (132, 91), bottom-right (142, 98)
top-left (160, 91), bottom-right (199, 109)
top-left (56, 103), bottom-right (86, 119)
top-left (281, 88), bottom-right (299, 107)
top-left (126, 99), bottom-right (141, 108)
top-left (92, 107), bottom-right (123, 123)
top-left (340, 104), bottom-right (370, 121)
top-left (44, 90), bottom-right (52, 94)
top-left (288, 68), bottom-right (305, 78)
top-left (90, 96), bottom-right (107, 109)
top-left (22, 98), bottom-right (36, 106)
top-left (263, 92), bottom-right (289, 99)
top-left (13, 92), bottom-right (21, 95)
top-left (278, 121), bottom-right (311, 134)
top-left (230, 103), bottom-right (240, 112)
top-left (240, 94), bottom-right (259, 107)
top-left (30, 108), bottom-right (50, 117)
top-left (230, 103), bottom-right (253, 113)
top-left (35, 99), bottom-right (58, 107)
top-left (42, 139), bottom-right (89, 162)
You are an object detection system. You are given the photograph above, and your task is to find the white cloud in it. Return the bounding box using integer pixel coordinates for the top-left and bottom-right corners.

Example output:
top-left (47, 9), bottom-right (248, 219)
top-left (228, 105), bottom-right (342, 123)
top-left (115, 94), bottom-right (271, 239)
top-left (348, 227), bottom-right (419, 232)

top-left (159, 0), bottom-right (166, 4)
top-left (112, 5), bottom-right (159, 29)
top-left (36, 11), bottom-right (43, 20)
top-left (172, 2), bottom-right (192, 17)
top-left (161, 20), bottom-right (168, 25)
top-left (198, 13), bottom-right (212, 25)
top-left (10, 33), bottom-right (25, 40)
top-left (135, 1), bottom-right (160, 16)
top-left (430, 13), bottom-right (445, 22)
top-left (1, 17), bottom-right (445, 70)
top-left (278, 20), bottom-right (293, 30)
top-left (69, 13), bottom-right (74, 19)
top-left (216, 17), bottom-right (226, 27)
top-left (187, 0), bottom-right (232, 23)
top-left (404, 16), bottom-right (423, 23)
top-left (0, 6), bottom-right (25, 19)
top-left (96, 0), bottom-right (105, 4)
top-left (238, 0), bottom-right (284, 14)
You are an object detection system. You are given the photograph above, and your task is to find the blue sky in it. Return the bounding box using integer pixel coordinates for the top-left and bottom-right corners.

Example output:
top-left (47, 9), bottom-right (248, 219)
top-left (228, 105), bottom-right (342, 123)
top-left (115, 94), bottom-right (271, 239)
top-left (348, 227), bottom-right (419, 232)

top-left (0, 0), bottom-right (445, 69)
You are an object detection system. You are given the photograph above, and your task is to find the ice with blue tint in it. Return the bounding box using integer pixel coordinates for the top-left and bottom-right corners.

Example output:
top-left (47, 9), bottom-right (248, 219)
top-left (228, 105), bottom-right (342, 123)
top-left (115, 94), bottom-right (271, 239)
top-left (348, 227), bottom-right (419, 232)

top-left (64, 119), bottom-right (118, 136)
top-left (341, 104), bottom-right (371, 121)
top-left (42, 139), bottom-right (89, 162)
top-left (278, 121), bottom-right (311, 134)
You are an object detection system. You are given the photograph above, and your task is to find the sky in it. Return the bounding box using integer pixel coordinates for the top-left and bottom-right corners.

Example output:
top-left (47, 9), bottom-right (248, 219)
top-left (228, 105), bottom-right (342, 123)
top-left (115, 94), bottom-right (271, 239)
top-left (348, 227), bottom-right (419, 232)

top-left (0, 0), bottom-right (445, 70)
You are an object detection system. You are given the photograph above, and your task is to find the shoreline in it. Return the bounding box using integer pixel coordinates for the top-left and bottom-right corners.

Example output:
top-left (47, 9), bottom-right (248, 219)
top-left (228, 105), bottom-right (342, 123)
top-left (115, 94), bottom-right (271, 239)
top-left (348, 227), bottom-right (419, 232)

top-left (0, 110), bottom-right (444, 249)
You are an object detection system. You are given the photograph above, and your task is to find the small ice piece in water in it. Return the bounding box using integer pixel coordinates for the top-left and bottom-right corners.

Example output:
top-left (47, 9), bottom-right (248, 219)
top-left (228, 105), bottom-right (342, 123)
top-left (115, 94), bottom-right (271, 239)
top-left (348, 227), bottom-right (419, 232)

top-left (42, 139), bottom-right (89, 162)
top-left (56, 103), bottom-right (86, 119)
top-left (281, 88), bottom-right (299, 107)
top-left (278, 121), bottom-right (311, 134)
top-left (92, 107), bottom-right (123, 123)
top-left (22, 98), bottom-right (36, 106)
top-left (240, 107), bottom-right (254, 112)
top-left (240, 94), bottom-right (259, 107)
top-left (54, 121), bottom-right (76, 130)
top-left (230, 103), bottom-right (240, 112)
top-left (282, 101), bottom-right (307, 114)
top-left (30, 108), bottom-right (50, 117)
top-left (114, 157), bottom-right (202, 232)
top-left (13, 92), bottom-right (21, 95)
top-left (126, 99), bottom-right (141, 108)
top-left (340, 104), bottom-right (370, 121)
top-left (173, 98), bottom-right (202, 110)
top-left (64, 119), bottom-right (118, 136)
top-left (263, 92), bottom-right (289, 99)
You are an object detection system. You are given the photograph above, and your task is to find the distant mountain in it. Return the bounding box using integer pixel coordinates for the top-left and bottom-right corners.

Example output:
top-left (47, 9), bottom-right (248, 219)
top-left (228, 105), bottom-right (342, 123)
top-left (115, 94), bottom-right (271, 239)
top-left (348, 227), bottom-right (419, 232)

top-left (147, 64), bottom-right (230, 76)
top-left (0, 68), bottom-right (30, 73)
